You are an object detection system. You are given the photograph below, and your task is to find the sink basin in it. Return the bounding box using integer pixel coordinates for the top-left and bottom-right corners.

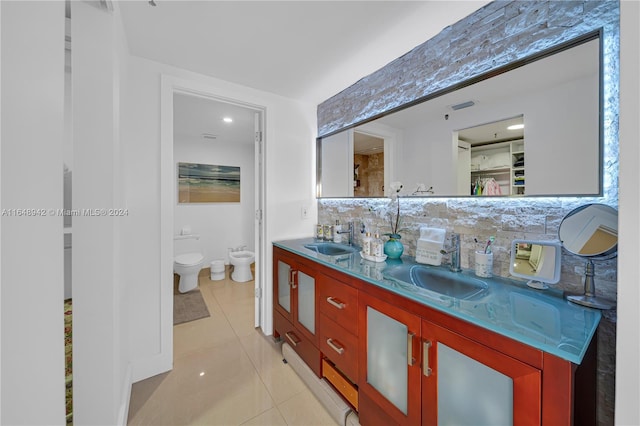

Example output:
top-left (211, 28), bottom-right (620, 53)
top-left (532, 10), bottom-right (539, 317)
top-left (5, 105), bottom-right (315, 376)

top-left (303, 242), bottom-right (358, 256)
top-left (384, 264), bottom-right (488, 300)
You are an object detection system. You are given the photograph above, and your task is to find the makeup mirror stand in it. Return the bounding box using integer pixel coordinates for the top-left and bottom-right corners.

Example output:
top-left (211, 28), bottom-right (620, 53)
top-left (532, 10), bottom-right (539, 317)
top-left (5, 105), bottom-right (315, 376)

top-left (567, 258), bottom-right (615, 310)
top-left (527, 280), bottom-right (549, 290)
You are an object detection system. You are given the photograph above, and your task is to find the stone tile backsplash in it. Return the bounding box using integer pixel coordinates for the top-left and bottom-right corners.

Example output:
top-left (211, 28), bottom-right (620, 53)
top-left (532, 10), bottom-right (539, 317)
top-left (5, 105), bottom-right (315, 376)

top-left (318, 197), bottom-right (617, 299)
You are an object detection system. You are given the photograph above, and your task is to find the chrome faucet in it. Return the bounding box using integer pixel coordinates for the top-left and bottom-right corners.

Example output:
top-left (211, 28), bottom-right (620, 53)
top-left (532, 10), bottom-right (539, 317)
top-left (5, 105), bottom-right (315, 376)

top-left (336, 222), bottom-right (354, 245)
top-left (440, 233), bottom-right (462, 272)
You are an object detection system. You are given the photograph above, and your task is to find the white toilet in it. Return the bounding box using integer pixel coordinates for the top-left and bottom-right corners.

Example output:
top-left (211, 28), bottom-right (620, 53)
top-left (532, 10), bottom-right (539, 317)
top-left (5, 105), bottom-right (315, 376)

top-left (174, 234), bottom-right (204, 293)
top-left (228, 249), bottom-right (255, 282)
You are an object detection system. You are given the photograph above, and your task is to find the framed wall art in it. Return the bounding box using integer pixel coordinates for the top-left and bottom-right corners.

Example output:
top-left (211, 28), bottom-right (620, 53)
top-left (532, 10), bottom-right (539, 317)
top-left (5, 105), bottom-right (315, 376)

top-left (177, 162), bottom-right (240, 203)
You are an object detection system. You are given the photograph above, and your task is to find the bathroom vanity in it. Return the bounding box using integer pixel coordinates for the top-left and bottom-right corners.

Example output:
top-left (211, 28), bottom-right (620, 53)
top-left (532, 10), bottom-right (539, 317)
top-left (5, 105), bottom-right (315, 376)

top-left (273, 238), bottom-right (600, 425)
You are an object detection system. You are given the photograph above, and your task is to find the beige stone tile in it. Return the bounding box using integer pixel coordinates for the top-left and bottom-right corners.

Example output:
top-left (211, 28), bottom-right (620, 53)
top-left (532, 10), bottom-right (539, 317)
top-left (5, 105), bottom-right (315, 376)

top-left (128, 372), bottom-right (173, 425)
top-left (186, 372), bottom-right (274, 425)
top-left (241, 407), bottom-right (287, 426)
top-left (239, 331), bottom-right (284, 372)
top-left (173, 299), bottom-right (238, 360)
top-left (132, 266), bottom-right (337, 426)
top-left (212, 279), bottom-right (255, 305)
top-left (131, 344), bottom-right (275, 425)
top-left (240, 332), bottom-right (307, 404)
top-left (277, 388), bottom-right (339, 426)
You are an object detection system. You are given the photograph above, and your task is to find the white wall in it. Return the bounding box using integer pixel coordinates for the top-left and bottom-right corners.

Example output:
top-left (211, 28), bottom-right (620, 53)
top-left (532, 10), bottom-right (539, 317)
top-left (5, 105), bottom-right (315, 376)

top-left (123, 57), bottom-right (317, 382)
top-left (616, 1), bottom-right (640, 423)
top-left (1, 2), bottom-right (66, 424)
top-left (174, 134), bottom-right (255, 265)
top-left (71, 2), bottom-right (131, 424)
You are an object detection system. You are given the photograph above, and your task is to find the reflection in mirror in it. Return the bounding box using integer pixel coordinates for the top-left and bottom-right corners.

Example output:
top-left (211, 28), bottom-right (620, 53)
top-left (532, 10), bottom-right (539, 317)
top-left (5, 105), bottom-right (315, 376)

top-left (461, 115), bottom-right (525, 196)
top-left (559, 203), bottom-right (618, 257)
top-left (559, 203), bottom-right (617, 310)
top-left (317, 34), bottom-right (601, 198)
top-left (354, 131), bottom-right (384, 197)
top-left (510, 240), bottom-right (561, 290)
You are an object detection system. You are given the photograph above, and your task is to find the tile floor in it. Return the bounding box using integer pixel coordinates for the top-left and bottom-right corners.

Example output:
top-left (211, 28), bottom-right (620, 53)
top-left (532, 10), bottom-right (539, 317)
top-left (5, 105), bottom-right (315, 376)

top-left (127, 268), bottom-right (339, 426)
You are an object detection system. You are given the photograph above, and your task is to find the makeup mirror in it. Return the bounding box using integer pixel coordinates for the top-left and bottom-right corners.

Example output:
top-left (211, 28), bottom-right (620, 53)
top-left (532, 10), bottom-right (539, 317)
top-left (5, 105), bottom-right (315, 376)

top-left (558, 203), bottom-right (617, 309)
top-left (510, 240), bottom-right (562, 290)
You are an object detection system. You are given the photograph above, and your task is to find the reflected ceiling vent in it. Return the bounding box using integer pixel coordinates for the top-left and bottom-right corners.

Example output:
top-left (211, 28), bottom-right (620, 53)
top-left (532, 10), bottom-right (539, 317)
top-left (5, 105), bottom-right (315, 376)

top-left (201, 133), bottom-right (218, 140)
top-left (450, 100), bottom-right (476, 111)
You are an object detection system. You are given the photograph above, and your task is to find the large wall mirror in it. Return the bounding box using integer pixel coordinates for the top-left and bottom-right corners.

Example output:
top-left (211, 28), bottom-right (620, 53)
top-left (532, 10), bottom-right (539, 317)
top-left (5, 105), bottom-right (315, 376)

top-left (316, 31), bottom-right (602, 198)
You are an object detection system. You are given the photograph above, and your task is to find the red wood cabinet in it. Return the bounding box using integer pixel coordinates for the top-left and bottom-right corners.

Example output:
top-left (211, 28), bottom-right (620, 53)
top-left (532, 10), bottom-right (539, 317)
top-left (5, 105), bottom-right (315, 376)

top-left (421, 319), bottom-right (541, 425)
top-left (273, 247), bottom-right (321, 375)
top-left (272, 246), bottom-right (596, 425)
top-left (358, 291), bottom-right (422, 426)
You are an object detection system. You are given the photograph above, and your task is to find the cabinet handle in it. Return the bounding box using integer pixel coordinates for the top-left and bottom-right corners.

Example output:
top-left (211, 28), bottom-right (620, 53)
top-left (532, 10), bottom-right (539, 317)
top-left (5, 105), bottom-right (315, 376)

top-left (326, 338), bottom-right (345, 355)
top-left (285, 331), bottom-right (300, 347)
top-left (326, 297), bottom-right (345, 309)
top-left (290, 270), bottom-right (298, 289)
top-left (423, 340), bottom-right (432, 377)
top-left (407, 332), bottom-right (416, 366)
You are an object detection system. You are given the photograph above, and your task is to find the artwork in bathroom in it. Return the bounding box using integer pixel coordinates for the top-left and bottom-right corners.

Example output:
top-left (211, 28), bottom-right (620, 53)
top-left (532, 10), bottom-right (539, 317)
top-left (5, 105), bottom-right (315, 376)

top-left (177, 162), bottom-right (240, 203)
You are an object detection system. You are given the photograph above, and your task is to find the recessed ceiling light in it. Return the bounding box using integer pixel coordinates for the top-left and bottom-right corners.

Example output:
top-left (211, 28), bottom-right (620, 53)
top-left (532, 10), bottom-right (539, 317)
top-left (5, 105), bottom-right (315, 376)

top-left (223, 117), bottom-right (233, 123)
top-left (507, 124), bottom-right (524, 130)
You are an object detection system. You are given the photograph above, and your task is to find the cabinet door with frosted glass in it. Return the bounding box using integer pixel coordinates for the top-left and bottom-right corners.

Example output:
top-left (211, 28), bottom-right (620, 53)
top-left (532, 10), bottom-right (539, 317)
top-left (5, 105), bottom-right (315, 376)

top-left (421, 319), bottom-right (541, 425)
top-left (274, 257), bottom-right (294, 323)
top-left (358, 292), bottom-right (421, 425)
top-left (292, 261), bottom-right (318, 345)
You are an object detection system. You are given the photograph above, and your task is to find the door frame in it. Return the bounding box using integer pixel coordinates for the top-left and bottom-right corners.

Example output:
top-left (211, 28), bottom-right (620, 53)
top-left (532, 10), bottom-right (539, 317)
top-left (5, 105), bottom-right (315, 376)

top-left (351, 121), bottom-right (399, 196)
top-left (160, 75), bottom-right (267, 370)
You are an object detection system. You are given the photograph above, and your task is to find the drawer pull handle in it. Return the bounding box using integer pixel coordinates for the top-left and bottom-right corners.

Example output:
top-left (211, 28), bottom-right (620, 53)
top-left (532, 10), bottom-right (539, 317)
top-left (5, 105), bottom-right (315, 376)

top-left (326, 338), bottom-right (345, 355)
top-left (407, 332), bottom-right (416, 366)
top-left (326, 297), bottom-right (345, 309)
top-left (423, 340), bottom-right (433, 377)
top-left (285, 331), bottom-right (300, 347)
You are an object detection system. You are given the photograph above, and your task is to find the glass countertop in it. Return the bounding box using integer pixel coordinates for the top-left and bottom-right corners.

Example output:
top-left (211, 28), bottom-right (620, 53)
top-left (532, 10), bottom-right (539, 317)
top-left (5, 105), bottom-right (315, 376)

top-left (274, 237), bottom-right (601, 365)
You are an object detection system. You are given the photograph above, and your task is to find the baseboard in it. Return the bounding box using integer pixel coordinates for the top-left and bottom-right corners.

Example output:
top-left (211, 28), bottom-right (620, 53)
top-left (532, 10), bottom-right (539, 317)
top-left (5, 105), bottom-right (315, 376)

top-left (118, 363), bottom-right (133, 425)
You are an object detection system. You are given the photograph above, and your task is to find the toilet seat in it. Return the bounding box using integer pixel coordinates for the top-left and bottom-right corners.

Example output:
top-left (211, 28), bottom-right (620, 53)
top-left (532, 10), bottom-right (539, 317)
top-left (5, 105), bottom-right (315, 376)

top-left (175, 253), bottom-right (204, 266)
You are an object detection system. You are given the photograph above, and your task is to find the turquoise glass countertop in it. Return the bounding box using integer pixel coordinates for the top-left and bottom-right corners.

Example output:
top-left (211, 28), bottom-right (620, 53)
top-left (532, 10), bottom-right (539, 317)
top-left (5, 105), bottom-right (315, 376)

top-left (274, 238), bottom-right (601, 365)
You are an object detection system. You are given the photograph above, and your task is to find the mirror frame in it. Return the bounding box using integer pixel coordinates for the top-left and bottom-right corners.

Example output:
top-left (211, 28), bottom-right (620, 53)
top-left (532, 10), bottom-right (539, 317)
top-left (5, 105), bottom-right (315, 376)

top-left (316, 29), bottom-right (603, 199)
top-left (509, 240), bottom-right (562, 289)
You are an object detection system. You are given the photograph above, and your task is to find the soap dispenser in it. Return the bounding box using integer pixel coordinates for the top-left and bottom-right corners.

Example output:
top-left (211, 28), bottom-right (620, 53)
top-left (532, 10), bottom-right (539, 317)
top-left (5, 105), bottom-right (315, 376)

top-left (362, 232), bottom-right (372, 256)
top-left (372, 232), bottom-right (383, 257)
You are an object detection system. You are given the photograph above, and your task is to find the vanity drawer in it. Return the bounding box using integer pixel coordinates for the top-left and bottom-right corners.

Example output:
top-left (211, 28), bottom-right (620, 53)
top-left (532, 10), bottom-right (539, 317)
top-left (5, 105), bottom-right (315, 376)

top-left (318, 274), bottom-right (358, 336)
top-left (274, 311), bottom-right (321, 377)
top-left (322, 358), bottom-right (359, 411)
top-left (319, 313), bottom-right (358, 383)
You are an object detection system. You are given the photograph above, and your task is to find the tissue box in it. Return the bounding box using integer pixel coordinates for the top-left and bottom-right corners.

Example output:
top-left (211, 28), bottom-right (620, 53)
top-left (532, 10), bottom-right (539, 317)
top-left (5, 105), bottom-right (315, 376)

top-left (415, 227), bottom-right (446, 266)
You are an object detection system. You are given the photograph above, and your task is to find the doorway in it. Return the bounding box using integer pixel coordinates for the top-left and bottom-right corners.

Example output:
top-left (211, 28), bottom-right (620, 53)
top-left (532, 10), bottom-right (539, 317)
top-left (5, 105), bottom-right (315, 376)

top-left (353, 131), bottom-right (385, 197)
top-left (160, 77), bottom-right (266, 370)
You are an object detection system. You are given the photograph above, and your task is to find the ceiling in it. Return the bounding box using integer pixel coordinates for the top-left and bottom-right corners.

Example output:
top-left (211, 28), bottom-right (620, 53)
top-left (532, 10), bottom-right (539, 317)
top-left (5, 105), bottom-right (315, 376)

top-left (173, 93), bottom-right (258, 144)
top-left (123, 1), bottom-right (491, 146)
top-left (118, 1), bottom-right (490, 105)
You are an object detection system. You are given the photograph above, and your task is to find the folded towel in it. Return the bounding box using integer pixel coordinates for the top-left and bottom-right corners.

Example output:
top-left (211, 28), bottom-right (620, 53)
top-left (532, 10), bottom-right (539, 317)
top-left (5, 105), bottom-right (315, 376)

top-left (416, 227), bottom-right (446, 265)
